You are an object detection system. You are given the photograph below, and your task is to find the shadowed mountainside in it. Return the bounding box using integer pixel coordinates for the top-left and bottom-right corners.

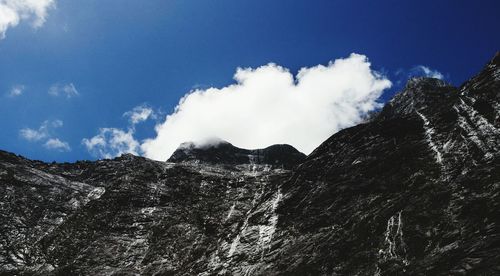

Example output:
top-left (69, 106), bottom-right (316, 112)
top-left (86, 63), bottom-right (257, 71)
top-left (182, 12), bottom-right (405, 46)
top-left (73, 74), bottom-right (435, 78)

top-left (1, 53), bottom-right (499, 275)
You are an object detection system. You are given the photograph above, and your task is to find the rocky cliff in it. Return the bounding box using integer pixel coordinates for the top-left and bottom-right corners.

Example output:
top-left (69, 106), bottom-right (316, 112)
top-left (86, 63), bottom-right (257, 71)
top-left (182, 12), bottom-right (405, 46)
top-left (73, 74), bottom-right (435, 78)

top-left (1, 53), bottom-right (499, 275)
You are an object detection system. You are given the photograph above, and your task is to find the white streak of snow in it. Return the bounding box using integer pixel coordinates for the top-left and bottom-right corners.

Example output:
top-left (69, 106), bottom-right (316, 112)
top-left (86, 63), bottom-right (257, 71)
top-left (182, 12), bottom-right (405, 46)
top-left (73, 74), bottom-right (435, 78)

top-left (379, 211), bottom-right (409, 266)
top-left (225, 203), bottom-right (236, 222)
top-left (258, 189), bottom-right (283, 260)
top-left (416, 111), bottom-right (443, 164)
top-left (453, 98), bottom-right (499, 155)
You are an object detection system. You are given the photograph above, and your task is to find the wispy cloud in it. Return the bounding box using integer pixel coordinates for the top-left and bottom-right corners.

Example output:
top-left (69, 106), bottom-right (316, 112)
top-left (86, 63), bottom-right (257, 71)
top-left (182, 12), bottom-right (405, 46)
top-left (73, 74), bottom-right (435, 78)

top-left (44, 138), bottom-right (70, 151)
top-left (6, 84), bottom-right (24, 97)
top-left (19, 119), bottom-right (61, 141)
top-left (19, 119), bottom-right (70, 151)
top-left (0, 0), bottom-right (56, 39)
top-left (82, 128), bottom-right (140, 159)
top-left (413, 65), bottom-right (444, 80)
top-left (48, 82), bottom-right (79, 98)
top-left (393, 65), bottom-right (446, 87)
top-left (123, 104), bottom-right (155, 126)
top-left (19, 127), bottom-right (47, 141)
top-left (83, 104), bottom-right (156, 159)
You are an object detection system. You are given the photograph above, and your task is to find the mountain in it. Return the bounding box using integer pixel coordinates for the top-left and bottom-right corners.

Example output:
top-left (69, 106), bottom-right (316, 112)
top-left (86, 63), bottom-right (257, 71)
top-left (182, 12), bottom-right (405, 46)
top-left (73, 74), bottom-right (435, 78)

top-left (168, 141), bottom-right (306, 169)
top-left (1, 53), bottom-right (499, 275)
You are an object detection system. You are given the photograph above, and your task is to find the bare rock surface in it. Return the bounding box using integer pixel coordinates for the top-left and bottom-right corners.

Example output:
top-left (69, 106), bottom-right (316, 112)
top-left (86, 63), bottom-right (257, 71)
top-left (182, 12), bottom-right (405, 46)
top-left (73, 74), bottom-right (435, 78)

top-left (1, 53), bottom-right (499, 275)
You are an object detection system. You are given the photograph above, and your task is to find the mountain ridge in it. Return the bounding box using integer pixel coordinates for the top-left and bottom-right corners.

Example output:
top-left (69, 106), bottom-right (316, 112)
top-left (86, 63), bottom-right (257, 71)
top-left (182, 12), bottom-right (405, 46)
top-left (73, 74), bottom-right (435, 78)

top-left (1, 53), bottom-right (499, 275)
top-left (168, 141), bottom-right (306, 170)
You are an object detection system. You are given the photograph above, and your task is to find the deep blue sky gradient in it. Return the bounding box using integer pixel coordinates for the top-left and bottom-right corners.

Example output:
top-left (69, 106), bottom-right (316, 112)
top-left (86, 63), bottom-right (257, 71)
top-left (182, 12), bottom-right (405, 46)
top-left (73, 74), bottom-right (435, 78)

top-left (1, 0), bottom-right (499, 161)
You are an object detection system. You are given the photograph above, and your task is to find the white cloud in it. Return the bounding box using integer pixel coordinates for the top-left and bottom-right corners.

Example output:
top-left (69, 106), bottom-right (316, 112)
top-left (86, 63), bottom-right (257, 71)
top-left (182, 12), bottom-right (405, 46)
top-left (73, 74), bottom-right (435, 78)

top-left (414, 65), bottom-right (444, 80)
top-left (141, 53), bottom-right (392, 161)
top-left (19, 127), bottom-right (47, 141)
top-left (82, 128), bottom-right (140, 159)
top-left (0, 0), bottom-right (55, 39)
top-left (19, 119), bottom-right (70, 151)
top-left (19, 119), bottom-right (61, 141)
top-left (123, 104), bottom-right (154, 125)
top-left (83, 104), bottom-right (157, 159)
top-left (7, 84), bottom-right (24, 97)
top-left (48, 82), bottom-right (79, 98)
top-left (44, 138), bottom-right (70, 151)
top-left (51, 119), bottom-right (63, 127)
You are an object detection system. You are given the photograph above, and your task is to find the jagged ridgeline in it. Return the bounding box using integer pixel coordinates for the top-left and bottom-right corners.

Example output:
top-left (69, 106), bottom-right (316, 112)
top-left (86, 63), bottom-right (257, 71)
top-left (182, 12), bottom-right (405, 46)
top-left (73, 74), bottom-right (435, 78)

top-left (1, 53), bottom-right (499, 275)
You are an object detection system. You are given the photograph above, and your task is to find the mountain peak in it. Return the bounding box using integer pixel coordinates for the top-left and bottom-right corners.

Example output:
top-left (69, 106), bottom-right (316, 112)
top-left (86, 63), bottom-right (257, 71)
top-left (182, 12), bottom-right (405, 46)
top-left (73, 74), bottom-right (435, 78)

top-left (405, 77), bottom-right (449, 89)
top-left (168, 140), bottom-right (306, 169)
top-left (2, 54), bottom-right (500, 276)
top-left (491, 51), bottom-right (500, 65)
top-left (460, 51), bottom-right (500, 94)
top-left (377, 77), bottom-right (457, 120)
top-left (113, 153), bottom-right (143, 162)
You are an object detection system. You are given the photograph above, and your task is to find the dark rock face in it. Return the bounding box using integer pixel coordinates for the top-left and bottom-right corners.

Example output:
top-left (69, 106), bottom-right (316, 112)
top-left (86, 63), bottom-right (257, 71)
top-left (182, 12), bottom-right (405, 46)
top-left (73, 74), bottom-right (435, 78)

top-left (275, 54), bottom-right (500, 275)
top-left (1, 53), bottom-right (499, 275)
top-left (168, 141), bottom-right (307, 170)
top-left (0, 147), bottom-right (298, 275)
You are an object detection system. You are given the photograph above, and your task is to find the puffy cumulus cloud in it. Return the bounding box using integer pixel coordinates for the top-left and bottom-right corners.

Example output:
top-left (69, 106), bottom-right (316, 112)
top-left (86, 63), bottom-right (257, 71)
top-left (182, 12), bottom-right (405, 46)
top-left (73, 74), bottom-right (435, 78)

top-left (123, 104), bottom-right (155, 125)
top-left (0, 0), bottom-right (55, 39)
top-left (412, 65), bottom-right (444, 80)
top-left (82, 128), bottom-right (140, 159)
top-left (19, 119), bottom-right (70, 151)
top-left (141, 53), bottom-right (392, 161)
top-left (44, 138), bottom-right (70, 151)
top-left (48, 82), bottom-right (79, 98)
top-left (7, 84), bottom-right (24, 97)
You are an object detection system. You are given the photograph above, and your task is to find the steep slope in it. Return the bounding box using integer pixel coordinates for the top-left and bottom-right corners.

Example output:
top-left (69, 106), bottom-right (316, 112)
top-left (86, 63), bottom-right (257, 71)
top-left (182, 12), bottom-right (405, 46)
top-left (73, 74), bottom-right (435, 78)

top-left (269, 53), bottom-right (500, 275)
top-left (0, 151), bottom-right (104, 273)
top-left (0, 53), bottom-right (499, 276)
top-left (0, 145), bottom-right (303, 275)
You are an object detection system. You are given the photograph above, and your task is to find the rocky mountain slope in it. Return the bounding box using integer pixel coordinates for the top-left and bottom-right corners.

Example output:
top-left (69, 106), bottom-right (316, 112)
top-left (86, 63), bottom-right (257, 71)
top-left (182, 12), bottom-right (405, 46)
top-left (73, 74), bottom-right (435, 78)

top-left (1, 53), bottom-right (499, 275)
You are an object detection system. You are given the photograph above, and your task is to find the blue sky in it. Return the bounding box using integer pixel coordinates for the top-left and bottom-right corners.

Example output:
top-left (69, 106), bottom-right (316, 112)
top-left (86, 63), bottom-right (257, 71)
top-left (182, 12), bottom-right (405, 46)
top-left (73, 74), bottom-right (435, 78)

top-left (1, 0), bottom-right (499, 162)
